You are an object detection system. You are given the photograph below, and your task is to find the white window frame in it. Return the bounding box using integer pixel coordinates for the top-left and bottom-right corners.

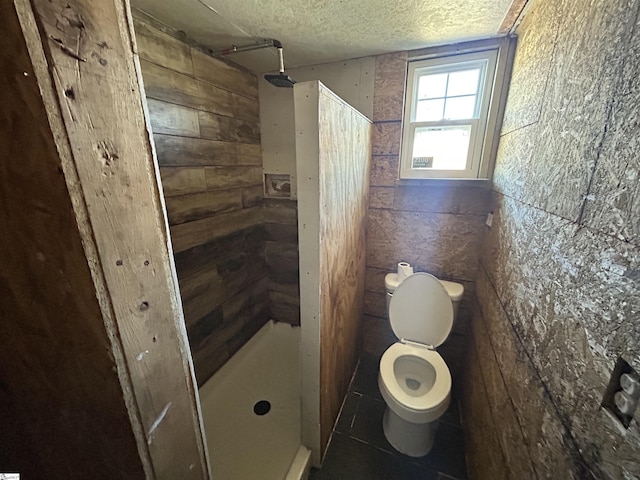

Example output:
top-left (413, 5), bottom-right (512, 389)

top-left (399, 42), bottom-right (511, 180)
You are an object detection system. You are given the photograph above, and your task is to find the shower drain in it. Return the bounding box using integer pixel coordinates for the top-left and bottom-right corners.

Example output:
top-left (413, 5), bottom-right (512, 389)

top-left (253, 400), bottom-right (271, 416)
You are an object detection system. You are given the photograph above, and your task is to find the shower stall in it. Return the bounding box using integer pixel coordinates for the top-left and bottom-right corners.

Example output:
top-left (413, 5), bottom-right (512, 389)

top-left (197, 80), bottom-right (372, 478)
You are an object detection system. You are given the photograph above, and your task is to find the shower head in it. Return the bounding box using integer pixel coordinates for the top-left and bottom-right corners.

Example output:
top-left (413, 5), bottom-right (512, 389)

top-left (264, 43), bottom-right (296, 87)
top-left (264, 73), bottom-right (296, 88)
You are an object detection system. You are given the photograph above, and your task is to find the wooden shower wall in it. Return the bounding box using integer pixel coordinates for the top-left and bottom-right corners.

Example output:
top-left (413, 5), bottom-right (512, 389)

top-left (296, 82), bottom-right (372, 459)
top-left (134, 16), bottom-right (268, 385)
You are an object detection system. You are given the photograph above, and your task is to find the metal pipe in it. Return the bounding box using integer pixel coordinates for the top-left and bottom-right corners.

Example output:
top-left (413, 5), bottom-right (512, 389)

top-left (213, 39), bottom-right (278, 57)
top-left (277, 47), bottom-right (285, 74)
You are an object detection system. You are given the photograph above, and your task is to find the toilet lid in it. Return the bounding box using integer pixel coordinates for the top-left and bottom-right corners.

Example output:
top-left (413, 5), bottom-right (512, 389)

top-left (389, 272), bottom-right (453, 348)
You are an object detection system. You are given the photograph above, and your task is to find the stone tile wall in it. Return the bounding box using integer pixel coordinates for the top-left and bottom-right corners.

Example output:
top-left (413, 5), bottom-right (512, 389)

top-left (463, 0), bottom-right (640, 478)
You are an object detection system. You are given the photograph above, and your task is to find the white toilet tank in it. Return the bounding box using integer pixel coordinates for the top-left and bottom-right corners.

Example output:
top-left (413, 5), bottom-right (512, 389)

top-left (384, 272), bottom-right (464, 320)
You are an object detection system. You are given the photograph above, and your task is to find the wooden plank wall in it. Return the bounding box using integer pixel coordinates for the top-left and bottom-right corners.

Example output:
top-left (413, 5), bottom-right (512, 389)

top-left (362, 51), bottom-right (491, 388)
top-left (264, 198), bottom-right (300, 325)
top-left (134, 16), bottom-right (268, 386)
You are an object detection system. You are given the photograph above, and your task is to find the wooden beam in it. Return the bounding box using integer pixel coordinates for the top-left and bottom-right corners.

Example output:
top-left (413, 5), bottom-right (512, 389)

top-left (4, 0), bottom-right (210, 477)
top-left (499, 0), bottom-right (531, 34)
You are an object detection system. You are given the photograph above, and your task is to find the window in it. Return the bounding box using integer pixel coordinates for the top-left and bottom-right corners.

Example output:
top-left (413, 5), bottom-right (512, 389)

top-left (400, 44), bottom-right (511, 180)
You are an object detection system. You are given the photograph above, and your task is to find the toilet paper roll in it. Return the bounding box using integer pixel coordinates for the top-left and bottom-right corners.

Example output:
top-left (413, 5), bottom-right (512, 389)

top-left (397, 262), bottom-right (414, 283)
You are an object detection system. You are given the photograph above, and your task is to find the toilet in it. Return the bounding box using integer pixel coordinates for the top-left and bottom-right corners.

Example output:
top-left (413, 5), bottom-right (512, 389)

top-left (378, 271), bottom-right (464, 457)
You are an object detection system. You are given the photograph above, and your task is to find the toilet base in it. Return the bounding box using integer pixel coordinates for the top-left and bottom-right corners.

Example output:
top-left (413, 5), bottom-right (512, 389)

top-left (382, 406), bottom-right (438, 457)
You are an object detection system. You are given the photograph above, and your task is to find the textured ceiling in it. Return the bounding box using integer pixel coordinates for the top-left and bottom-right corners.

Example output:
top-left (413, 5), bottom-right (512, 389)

top-left (132, 0), bottom-right (518, 73)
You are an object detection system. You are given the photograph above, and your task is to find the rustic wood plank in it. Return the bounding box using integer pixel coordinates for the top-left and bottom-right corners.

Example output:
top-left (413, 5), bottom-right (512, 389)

top-left (268, 278), bottom-right (300, 297)
top-left (269, 290), bottom-right (301, 326)
top-left (181, 258), bottom-right (266, 326)
top-left (165, 189), bottom-right (243, 225)
top-left (133, 17), bottom-right (193, 75)
top-left (18, 0), bottom-right (209, 477)
top-left (204, 166), bottom-right (262, 190)
top-left (242, 185), bottom-right (264, 208)
top-left (227, 314), bottom-right (268, 356)
top-left (154, 134), bottom-right (262, 168)
top-left (263, 199), bottom-right (298, 225)
top-left (265, 222), bottom-right (298, 243)
top-left (265, 240), bottom-right (299, 262)
top-left (160, 166), bottom-right (206, 197)
top-left (192, 341), bottom-right (229, 387)
top-left (191, 48), bottom-right (258, 99)
top-left (174, 230), bottom-right (247, 283)
top-left (148, 98), bottom-right (200, 137)
top-left (134, 16), bottom-right (266, 389)
top-left (233, 93), bottom-right (261, 121)
top-left (154, 134), bottom-right (238, 167)
top-left (141, 58), bottom-right (234, 115)
top-left (236, 143), bottom-right (263, 165)
top-left (171, 206), bottom-right (263, 253)
top-left (198, 110), bottom-right (260, 144)
top-left (221, 289), bottom-right (252, 324)
top-left (186, 307), bottom-right (223, 350)
top-left (140, 59), bottom-right (258, 121)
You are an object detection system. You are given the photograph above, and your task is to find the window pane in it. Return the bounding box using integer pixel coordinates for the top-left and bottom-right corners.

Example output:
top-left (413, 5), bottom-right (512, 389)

top-left (411, 125), bottom-right (472, 171)
top-left (447, 69), bottom-right (480, 97)
top-left (444, 95), bottom-right (476, 119)
top-left (415, 98), bottom-right (444, 121)
top-left (417, 73), bottom-right (447, 99)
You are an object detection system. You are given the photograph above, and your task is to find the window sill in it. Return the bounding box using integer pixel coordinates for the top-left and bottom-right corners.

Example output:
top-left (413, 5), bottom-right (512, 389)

top-left (394, 178), bottom-right (491, 188)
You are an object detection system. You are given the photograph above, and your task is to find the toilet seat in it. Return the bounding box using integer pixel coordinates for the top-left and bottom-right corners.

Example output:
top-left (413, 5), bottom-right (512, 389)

top-left (379, 273), bottom-right (454, 424)
top-left (388, 273), bottom-right (453, 348)
top-left (379, 343), bottom-right (451, 423)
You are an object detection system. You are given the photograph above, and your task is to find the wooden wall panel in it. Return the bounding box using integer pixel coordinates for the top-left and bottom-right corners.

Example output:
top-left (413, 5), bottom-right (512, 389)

top-left (1, 1), bottom-right (209, 477)
top-left (264, 199), bottom-right (300, 325)
top-left (296, 81), bottom-right (372, 462)
top-left (134, 16), bottom-right (266, 385)
top-left (166, 189), bottom-right (243, 224)
top-left (363, 51), bottom-right (491, 358)
top-left (318, 86), bottom-right (372, 453)
top-left (198, 110), bottom-right (261, 144)
top-left (191, 48), bottom-right (259, 98)
top-left (469, 0), bottom-right (640, 478)
top-left (134, 17), bottom-right (193, 75)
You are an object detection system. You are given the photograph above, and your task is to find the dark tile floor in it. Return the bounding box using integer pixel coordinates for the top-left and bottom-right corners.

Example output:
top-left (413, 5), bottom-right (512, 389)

top-left (310, 352), bottom-right (467, 480)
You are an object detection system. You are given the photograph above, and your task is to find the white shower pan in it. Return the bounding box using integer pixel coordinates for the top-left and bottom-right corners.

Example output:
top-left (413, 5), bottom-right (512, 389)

top-left (199, 320), bottom-right (311, 479)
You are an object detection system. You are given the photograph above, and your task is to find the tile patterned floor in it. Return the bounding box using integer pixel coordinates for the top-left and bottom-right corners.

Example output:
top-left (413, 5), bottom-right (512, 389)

top-left (310, 353), bottom-right (467, 480)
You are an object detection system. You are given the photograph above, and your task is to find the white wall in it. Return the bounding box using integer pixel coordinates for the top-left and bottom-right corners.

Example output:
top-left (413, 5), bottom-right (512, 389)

top-left (259, 56), bottom-right (375, 198)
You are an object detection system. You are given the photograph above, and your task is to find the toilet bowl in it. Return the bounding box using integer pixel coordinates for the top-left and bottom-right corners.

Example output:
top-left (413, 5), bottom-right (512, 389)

top-left (378, 272), bottom-right (462, 457)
